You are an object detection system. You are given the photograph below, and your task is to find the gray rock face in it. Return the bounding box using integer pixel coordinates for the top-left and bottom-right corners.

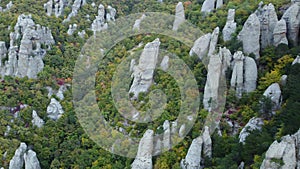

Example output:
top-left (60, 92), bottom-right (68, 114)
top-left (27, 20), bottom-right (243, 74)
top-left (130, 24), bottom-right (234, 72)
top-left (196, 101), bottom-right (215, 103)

top-left (292, 56), bottom-right (300, 65)
top-left (256, 3), bottom-right (278, 49)
top-left (106, 5), bottom-right (116, 22)
top-left (280, 75), bottom-right (288, 86)
top-left (216, 0), bottom-right (223, 9)
top-left (282, 2), bottom-right (300, 46)
top-left (91, 4), bottom-right (108, 34)
top-left (202, 126), bottom-right (212, 158)
top-left (0, 41), bottom-right (7, 67)
top-left (223, 9), bottom-right (237, 42)
top-left (201, 0), bottom-right (216, 13)
top-left (180, 136), bottom-right (203, 169)
top-left (0, 14), bottom-right (54, 79)
top-left (189, 33), bottom-right (211, 59)
top-left (231, 51), bottom-right (245, 97)
top-left (160, 55), bottom-right (169, 71)
top-left (203, 52), bottom-right (222, 110)
top-left (131, 130), bottom-right (154, 169)
top-left (238, 13), bottom-right (261, 59)
top-left (31, 110), bottom-right (44, 128)
top-left (0, 1), bottom-right (13, 12)
top-left (173, 2), bottom-right (185, 31)
top-left (273, 19), bottom-right (288, 46)
top-left (260, 129), bottom-right (300, 169)
top-left (208, 27), bottom-right (220, 56)
top-left (239, 117), bottom-right (264, 144)
top-left (47, 98), bottom-right (64, 120)
top-left (44, 0), bottom-right (53, 16)
top-left (9, 143), bottom-right (27, 169)
top-left (78, 30), bottom-right (86, 38)
top-left (244, 57), bottom-right (258, 93)
top-left (67, 24), bottom-right (77, 35)
top-left (64, 0), bottom-right (85, 22)
top-left (163, 120), bottom-right (171, 151)
top-left (263, 83), bottom-right (282, 110)
top-left (133, 14), bottom-right (146, 31)
top-left (129, 38), bottom-right (160, 98)
top-left (24, 150), bottom-right (41, 169)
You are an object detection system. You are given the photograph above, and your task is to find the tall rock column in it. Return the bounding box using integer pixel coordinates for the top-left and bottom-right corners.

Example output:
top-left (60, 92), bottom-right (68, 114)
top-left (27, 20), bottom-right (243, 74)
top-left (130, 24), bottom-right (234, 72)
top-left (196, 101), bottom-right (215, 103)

top-left (273, 19), bottom-right (289, 46)
top-left (9, 143), bottom-right (27, 169)
top-left (230, 51), bottom-right (245, 97)
top-left (238, 13), bottom-right (261, 59)
top-left (173, 2), bottom-right (185, 31)
top-left (222, 9), bottom-right (237, 42)
top-left (282, 2), bottom-right (300, 46)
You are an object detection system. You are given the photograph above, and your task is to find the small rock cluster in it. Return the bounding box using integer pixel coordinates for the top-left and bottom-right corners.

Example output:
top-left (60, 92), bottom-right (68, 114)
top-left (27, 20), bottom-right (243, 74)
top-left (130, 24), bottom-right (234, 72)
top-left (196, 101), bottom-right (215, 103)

top-left (44, 0), bottom-right (64, 17)
top-left (91, 4), bottom-right (116, 34)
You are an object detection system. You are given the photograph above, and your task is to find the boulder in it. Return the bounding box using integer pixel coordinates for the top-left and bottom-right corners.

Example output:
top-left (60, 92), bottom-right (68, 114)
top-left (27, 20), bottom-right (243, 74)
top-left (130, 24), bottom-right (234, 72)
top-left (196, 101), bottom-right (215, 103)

top-left (160, 55), bottom-right (169, 71)
top-left (260, 135), bottom-right (297, 169)
top-left (9, 143), bottom-right (27, 169)
top-left (47, 98), bottom-right (64, 120)
top-left (31, 110), bottom-right (44, 128)
top-left (238, 13), bottom-right (261, 59)
top-left (173, 2), bottom-right (185, 31)
top-left (180, 136), bottom-right (203, 169)
top-left (129, 38), bottom-right (160, 98)
top-left (263, 83), bottom-right (282, 110)
top-left (273, 19), bottom-right (288, 46)
top-left (131, 130), bottom-right (154, 169)
top-left (222, 9), bottom-right (237, 42)
top-left (189, 33), bottom-right (211, 59)
top-left (24, 150), bottom-right (41, 169)
top-left (282, 2), bottom-right (300, 46)
top-left (244, 56), bottom-right (258, 93)
top-left (239, 117), bottom-right (264, 144)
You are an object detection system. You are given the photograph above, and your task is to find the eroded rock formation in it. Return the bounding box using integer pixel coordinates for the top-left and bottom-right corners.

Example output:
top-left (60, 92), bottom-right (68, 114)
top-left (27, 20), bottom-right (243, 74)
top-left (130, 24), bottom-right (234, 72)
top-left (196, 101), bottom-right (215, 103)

top-left (222, 9), bottom-right (237, 42)
top-left (173, 2), bottom-right (185, 31)
top-left (47, 98), bottom-right (64, 120)
top-left (239, 117), bottom-right (264, 144)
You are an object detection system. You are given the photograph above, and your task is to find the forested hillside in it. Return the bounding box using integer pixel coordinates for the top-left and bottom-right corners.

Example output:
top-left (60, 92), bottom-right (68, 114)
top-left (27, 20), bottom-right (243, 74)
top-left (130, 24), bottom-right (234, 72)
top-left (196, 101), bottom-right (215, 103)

top-left (0, 0), bottom-right (300, 168)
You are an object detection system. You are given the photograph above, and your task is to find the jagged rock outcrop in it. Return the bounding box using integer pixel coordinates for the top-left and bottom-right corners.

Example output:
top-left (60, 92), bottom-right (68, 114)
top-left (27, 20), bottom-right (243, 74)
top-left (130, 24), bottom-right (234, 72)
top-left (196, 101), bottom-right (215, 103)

top-left (44, 0), bottom-right (64, 17)
top-left (31, 110), bottom-right (44, 128)
top-left (0, 1), bottom-right (13, 12)
top-left (129, 38), bottom-right (160, 98)
top-left (216, 0), bottom-right (223, 9)
top-left (239, 117), bottom-right (264, 143)
top-left (46, 84), bottom-right (68, 100)
top-left (202, 126), bottom-right (212, 158)
top-left (173, 2), bottom-right (185, 31)
top-left (263, 83), bottom-right (282, 111)
top-left (230, 51), bottom-right (245, 97)
top-left (273, 19), bottom-right (289, 46)
top-left (47, 98), bottom-right (64, 120)
top-left (133, 14), bottom-right (146, 31)
top-left (244, 57), bottom-right (258, 92)
top-left (0, 14), bottom-right (54, 79)
top-left (201, 0), bottom-right (216, 13)
top-left (4, 125), bottom-right (11, 137)
top-left (24, 150), bottom-right (41, 169)
top-left (67, 24), bottom-right (77, 35)
top-left (282, 2), bottom-right (300, 46)
top-left (91, 4), bottom-right (108, 34)
top-left (63, 0), bottom-right (86, 22)
top-left (208, 27), bottom-right (220, 56)
top-left (189, 33), bottom-right (211, 59)
top-left (238, 162), bottom-right (245, 169)
top-left (9, 143), bottom-right (27, 169)
top-left (180, 136), bottom-right (203, 169)
top-left (256, 3), bottom-right (278, 49)
top-left (238, 13), bottom-right (261, 59)
top-left (106, 5), bottom-right (116, 22)
top-left (260, 129), bottom-right (300, 169)
top-left (222, 9), bottom-right (237, 42)
top-left (131, 130), bottom-right (154, 169)
top-left (231, 51), bottom-right (258, 97)
top-left (78, 30), bottom-right (86, 38)
top-left (292, 55), bottom-right (300, 65)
